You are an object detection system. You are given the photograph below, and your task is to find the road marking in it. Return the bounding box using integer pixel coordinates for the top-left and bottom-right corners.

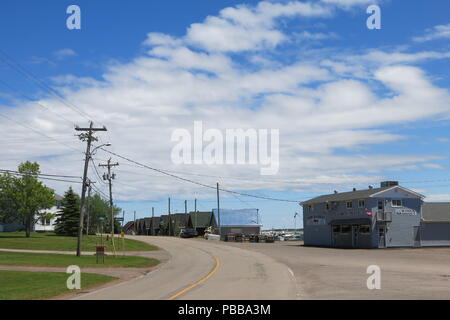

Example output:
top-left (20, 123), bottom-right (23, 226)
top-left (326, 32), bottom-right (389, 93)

top-left (167, 255), bottom-right (221, 300)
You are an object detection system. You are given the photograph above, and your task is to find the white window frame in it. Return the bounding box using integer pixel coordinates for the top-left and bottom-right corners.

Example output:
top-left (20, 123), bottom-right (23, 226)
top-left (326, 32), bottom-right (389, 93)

top-left (392, 199), bottom-right (402, 207)
top-left (358, 200), bottom-right (365, 208)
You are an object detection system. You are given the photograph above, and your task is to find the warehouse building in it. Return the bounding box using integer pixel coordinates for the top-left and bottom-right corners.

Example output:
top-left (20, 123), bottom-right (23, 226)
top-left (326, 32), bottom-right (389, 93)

top-left (301, 181), bottom-right (450, 248)
top-left (212, 208), bottom-right (261, 238)
top-left (189, 211), bottom-right (216, 236)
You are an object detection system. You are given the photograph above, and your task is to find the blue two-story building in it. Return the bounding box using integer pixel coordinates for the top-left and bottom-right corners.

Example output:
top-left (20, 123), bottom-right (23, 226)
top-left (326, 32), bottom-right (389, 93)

top-left (301, 181), bottom-right (450, 248)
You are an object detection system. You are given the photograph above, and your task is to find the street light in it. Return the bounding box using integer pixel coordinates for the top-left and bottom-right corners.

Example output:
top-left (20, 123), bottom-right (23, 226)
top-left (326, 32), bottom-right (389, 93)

top-left (91, 143), bottom-right (111, 156)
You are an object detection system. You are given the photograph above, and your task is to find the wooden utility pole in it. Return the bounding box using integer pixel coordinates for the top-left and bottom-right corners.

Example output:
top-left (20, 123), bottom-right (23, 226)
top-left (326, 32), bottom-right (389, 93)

top-left (216, 183), bottom-right (221, 236)
top-left (75, 121), bottom-right (107, 257)
top-left (99, 158), bottom-right (119, 236)
top-left (185, 200), bottom-right (188, 229)
top-left (168, 197), bottom-right (171, 236)
top-left (151, 207), bottom-right (154, 236)
top-left (86, 180), bottom-right (95, 236)
top-left (194, 199), bottom-right (197, 229)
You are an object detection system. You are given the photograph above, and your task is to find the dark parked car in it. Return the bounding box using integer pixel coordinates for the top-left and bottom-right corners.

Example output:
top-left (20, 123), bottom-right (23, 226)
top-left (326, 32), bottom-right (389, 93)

top-left (180, 228), bottom-right (198, 238)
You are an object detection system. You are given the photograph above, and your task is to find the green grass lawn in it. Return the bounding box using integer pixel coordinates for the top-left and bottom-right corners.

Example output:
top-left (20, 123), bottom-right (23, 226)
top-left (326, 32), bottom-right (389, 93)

top-left (0, 251), bottom-right (160, 268)
top-left (0, 270), bottom-right (117, 300)
top-left (0, 232), bottom-right (157, 251)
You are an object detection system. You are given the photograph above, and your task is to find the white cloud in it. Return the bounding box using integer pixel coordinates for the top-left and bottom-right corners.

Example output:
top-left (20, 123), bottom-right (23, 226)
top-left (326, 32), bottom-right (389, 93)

top-left (53, 48), bottom-right (77, 60)
top-left (413, 23), bottom-right (450, 42)
top-left (320, 0), bottom-right (379, 9)
top-left (425, 194), bottom-right (450, 202)
top-left (1, 1), bottom-right (449, 202)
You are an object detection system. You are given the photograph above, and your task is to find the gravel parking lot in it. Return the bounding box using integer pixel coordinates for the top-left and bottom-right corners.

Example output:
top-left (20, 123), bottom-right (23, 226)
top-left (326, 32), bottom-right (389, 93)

top-left (221, 240), bottom-right (450, 299)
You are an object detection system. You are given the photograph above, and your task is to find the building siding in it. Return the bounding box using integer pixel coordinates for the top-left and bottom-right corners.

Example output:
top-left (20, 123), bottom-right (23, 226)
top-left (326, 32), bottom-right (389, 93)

top-left (420, 223), bottom-right (450, 247)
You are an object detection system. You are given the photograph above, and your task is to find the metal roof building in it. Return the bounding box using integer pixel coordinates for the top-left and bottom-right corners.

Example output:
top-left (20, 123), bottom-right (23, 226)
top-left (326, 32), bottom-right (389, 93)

top-left (212, 208), bottom-right (262, 237)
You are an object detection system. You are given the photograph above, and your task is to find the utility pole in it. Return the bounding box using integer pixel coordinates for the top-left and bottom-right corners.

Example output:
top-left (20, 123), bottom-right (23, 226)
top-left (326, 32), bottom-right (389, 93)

top-left (185, 200), bottom-right (188, 228)
top-left (194, 198), bottom-right (197, 229)
top-left (122, 210), bottom-right (125, 231)
top-left (75, 121), bottom-right (107, 257)
top-left (151, 207), bottom-right (154, 236)
top-left (216, 183), bottom-right (221, 237)
top-left (86, 180), bottom-right (95, 236)
top-left (133, 211), bottom-right (136, 234)
top-left (256, 208), bottom-right (259, 225)
top-left (168, 197), bottom-right (171, 236)
top-left (99, 158), bottom-right (119, 236)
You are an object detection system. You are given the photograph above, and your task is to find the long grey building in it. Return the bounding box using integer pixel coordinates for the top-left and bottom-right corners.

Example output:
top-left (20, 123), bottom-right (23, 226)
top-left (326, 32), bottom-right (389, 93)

top-left (301, 181), bottom-right (450, 248)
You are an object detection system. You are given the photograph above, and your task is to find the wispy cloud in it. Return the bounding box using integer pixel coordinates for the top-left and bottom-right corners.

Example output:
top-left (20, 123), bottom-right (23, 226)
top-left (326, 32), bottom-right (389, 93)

top-left (0, 1), bottom-right (449, 201)
top-left (413, 23), bottom-right (450, 42)
top-left (53, 48), bottom-right (77, 60)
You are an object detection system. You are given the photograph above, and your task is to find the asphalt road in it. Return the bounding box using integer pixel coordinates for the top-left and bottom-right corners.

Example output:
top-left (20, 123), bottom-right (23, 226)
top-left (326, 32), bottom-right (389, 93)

top-left (73, 236), bottom-right (297, 300)
top-left (74, 237), bottom-right (450, 300)
top-left (222, 241), bottom-right (450, 300)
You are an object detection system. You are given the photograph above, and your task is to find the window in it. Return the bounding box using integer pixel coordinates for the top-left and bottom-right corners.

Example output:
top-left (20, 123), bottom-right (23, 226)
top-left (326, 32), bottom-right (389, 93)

top-left (359, 225), bottom-right (371, 234)
top-left (358, 200), bottom-right (365, 208)
top-left (341, 225), bottom-right (351, 234)
top-left (332, 225), bottom-right (340, 233)
top-left (378, 201), bottom-right (383, 210)
top-left (392, 199), bottom-right (402, 207)
top-left (326, 203), bottom-right (330, 211)
top-left (346, 201), bottom-right (353, 209)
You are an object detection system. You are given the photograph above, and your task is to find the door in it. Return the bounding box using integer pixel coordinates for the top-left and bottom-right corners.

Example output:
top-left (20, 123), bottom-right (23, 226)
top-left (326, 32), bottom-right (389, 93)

top-left (352, 225), bottom-right (359, 248)
top-left (378, 226), bottom-right (386, 248)
top-left (413, 226), bottom-right (421, 247)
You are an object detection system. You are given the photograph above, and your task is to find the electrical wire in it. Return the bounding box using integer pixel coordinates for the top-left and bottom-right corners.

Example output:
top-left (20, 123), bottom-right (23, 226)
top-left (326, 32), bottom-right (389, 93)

top-left (100, 148), bottom-right (302, 203)
top-left (0, 49), bottom-right (94, 122)
top-left (0, 112), bottom-right (82, 153)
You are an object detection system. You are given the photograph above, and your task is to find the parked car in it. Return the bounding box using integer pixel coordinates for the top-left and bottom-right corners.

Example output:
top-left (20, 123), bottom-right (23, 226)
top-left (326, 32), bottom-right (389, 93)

top-left (180, 228), bottom-right (198, 238)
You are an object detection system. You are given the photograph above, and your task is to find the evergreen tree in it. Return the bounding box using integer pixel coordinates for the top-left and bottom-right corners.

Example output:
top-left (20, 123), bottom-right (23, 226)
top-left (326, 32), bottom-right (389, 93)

top-left (54, 187), bottom-right (80, 236)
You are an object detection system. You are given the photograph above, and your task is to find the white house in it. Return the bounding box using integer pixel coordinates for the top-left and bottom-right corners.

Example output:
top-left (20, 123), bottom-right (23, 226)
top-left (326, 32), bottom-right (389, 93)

top-left (34, 194), bottom-right (63, 232)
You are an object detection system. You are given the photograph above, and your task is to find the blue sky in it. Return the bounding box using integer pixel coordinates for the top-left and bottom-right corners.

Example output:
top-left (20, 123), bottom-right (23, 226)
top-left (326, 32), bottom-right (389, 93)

top-left (1, 0), bottom-right (450, 229)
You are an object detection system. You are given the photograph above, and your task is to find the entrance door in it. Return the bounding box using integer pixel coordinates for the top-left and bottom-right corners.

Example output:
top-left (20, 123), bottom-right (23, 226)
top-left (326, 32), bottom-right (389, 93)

top-left (413, 226), bottom-right (421, 247)
top-left (352, 225), bottom-right (359, 248)
top-left (378, 226), bottom-right (386, 248)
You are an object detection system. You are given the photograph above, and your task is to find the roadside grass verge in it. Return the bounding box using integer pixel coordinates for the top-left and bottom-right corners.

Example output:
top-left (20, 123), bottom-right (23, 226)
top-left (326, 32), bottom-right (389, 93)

top-left (0, 270), bottom-right (117, 300)
top-left (0, 232), bottom-right (157, 251)
top-left (0, 251), bottom-right (159, 268)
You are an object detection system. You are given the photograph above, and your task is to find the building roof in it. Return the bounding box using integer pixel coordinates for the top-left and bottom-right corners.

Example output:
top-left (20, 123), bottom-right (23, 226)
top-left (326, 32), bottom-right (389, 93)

top-left (422, 202), bottom-right (450, 222)
top-left (189, 211), bottom-right (212, 227)
top-left (123, 221), bottom-right (134, 231)
top-left (54, 194), bottom-right (63, 201)
top-left (301, 185), bottom-right (424, 205)
top-left (171, 213), bottom-right (190, 226)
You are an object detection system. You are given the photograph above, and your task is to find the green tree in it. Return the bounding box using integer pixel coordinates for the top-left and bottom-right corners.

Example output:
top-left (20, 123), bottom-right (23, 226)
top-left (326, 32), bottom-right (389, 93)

top-left (85, 194), bottom-right (121, 235)
top-left (1, 162), bottom-right (55, 237)
top-left (0, 173), bottom-right (18, 224)
top-left (54, 187), bottom-right (80, 236)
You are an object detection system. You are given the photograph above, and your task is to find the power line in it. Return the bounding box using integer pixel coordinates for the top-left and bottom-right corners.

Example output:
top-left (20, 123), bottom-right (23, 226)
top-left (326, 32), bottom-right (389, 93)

top-left (100, 148), bottom-right (302, 203)
top-left (0, 49), bottom-right (94, 122)
top-left (0, 169), bottom-right (80, 179)
top-left (90, 158), bottom-right (108, 185)
top-left (0, 112), bottom-right (82, 153)
top-left (0, 79), bottom-right (75, 125)
top-left (0, 170), bottom-right (82, 184)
